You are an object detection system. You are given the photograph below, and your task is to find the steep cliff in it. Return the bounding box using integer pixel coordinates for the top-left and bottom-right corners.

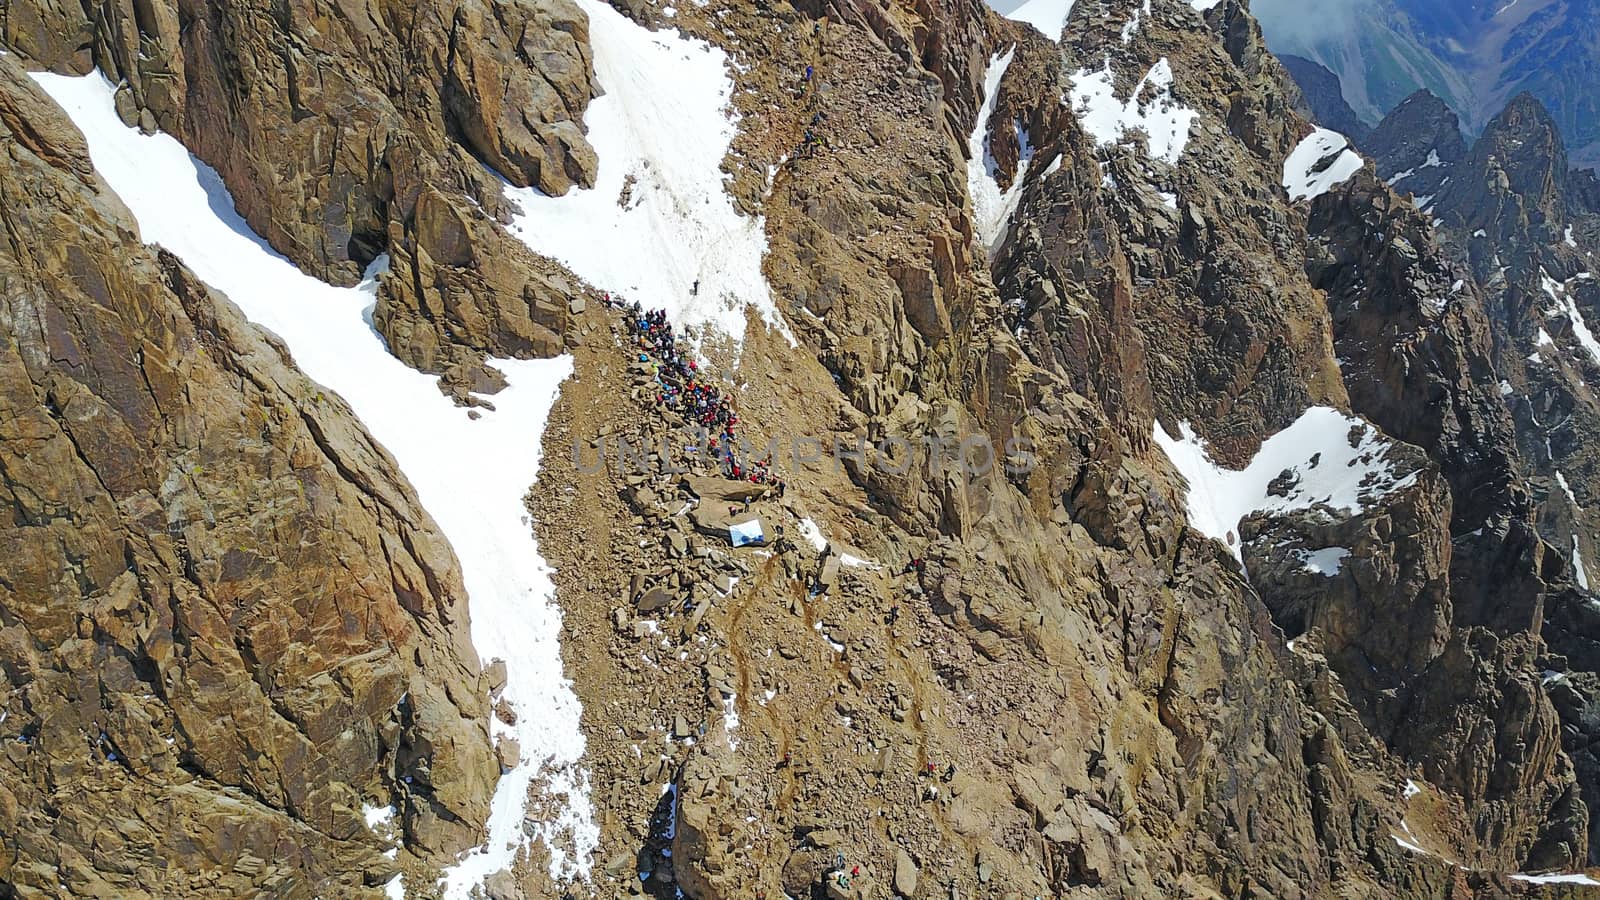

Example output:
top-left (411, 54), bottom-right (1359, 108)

top-left (1365, 82), bottom-right (1600, 868)
top-left (0, 54), bottom-right (497, 896)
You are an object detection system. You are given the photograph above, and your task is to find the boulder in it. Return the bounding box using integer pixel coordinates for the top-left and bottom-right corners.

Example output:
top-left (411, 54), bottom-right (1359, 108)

top-left (484, 869), bottom-right (521, 900)
top-left (893, 848), bottom-right (919, 896)
top-left (638, 587), bottom-right (673, 613)
top-left (495, 739), bottom-right (521, 771)
top-left (683, 475), bottom-right (771, 503)
top-left (483, 659), bottom-right (509, 697)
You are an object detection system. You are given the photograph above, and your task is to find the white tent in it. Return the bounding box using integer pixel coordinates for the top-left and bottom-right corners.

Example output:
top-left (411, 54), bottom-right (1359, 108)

top-left (729, 519), bottom-right (766, 547)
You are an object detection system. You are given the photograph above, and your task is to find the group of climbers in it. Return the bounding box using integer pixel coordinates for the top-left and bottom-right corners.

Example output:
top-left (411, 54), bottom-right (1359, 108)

top-left (791, 21), bottom-right (834, 161)
top-left (613, 294), bottom-right (786, 494)
top-left (796, 110), bottom-right (831, 159)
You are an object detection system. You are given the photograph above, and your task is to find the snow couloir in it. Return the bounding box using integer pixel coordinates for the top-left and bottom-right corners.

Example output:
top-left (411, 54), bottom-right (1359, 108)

top-left (33, 72), bottom-right (594, 892)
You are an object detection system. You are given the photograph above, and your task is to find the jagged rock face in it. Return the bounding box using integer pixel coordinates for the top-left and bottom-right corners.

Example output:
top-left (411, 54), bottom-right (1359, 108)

top-left (1242, 459), bottom-right (1452, 715)
top-left (758, 0), bottom-right (996, 486)
top-left (991, 0), bottom-right (1589, 880)
top-left (635, 0), bottom-right (1594, 891)
top-left (1362, 83), bottom-right (1600, 867)
top-left (1346, 60), bottom-right (1600, 881)
top-left (1280, 53), bottom-right (1370, 147)
top-left (1397, 630), bottom-right (1587, 869)
top-left (4, 0), bottom-right (597, 277)
top-left (1438, 94), bottom-right (1580, 245)
top-left (0, 56), bottom-right (497, 895)
top-left (1363, 90), bottom-right (1465, 203)
top-left (738, 0), bottom-right (1585, 891)
top-left (1304, 173), bottom-right (1523, 535)
top-left (526, 0), bottom-right (1480, 891)
top-left (6, 0), bottom-right (1600, 894)
top-left (995, 0), bottom-right (1348, 463)
top-left (3, 0), bottom-right (594, 403)
top-left (1295, 152), bottom-right (1596, 863)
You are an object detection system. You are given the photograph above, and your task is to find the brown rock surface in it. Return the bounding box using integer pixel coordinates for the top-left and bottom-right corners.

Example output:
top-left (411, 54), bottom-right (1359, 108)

top-left (0, 55), bottom-right (495, 895)
top-left (5, 0), bottom-right (1600, 894)
top-left (4, 0), bottom-right (598, 406)
top-left (520, 0), bottom-right (1568, 894)
top-left (4, 0), bottom-right (598, 281)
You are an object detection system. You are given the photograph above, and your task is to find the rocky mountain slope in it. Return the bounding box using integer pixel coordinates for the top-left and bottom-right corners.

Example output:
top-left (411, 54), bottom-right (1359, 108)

top-left (1345, 81), bottom-right (1600, 870)
top-left (0, 54), bottom-right (498, 896)
top-left (3, 0), bottom-right (1600, 897)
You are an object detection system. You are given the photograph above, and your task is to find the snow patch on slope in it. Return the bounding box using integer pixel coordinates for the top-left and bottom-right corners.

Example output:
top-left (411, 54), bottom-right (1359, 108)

top-left (364, 804), bottom-right (397, 830)
top-left (1557, 470), bottom-right (1580, 508)
top-left (722, 694), bottom-right (741, 751)
top-left (1295, 546), bottom-right (1351, 576)
top-left (501, 0), bottom-right (793, 351)
top-left (1283, 128), bottom-right (1364, 201)
top-left (967, 46), bottom-right (1034, 255)
top-left (1121, 0), bottom-right (1152, 43)
top-left (798, 517), bottom-right (829, 552)
top-left (1068, 58), bottom-right (1198, 166)
top-left (1512, 873), bottom-right (1600, 886)
top-left (1554, 470), bottom-right (1593, 589)
top-left (1153, 407), bottom-right (1420, 560)
top-left (1391, 818), bottom-right (1451, 861)
top-left (33, 72), bottom-right (597, 888)
top-left (1541, 269), bottom-right (1600, 370)
top-left (1392, 827), bottom-right (1432, 857)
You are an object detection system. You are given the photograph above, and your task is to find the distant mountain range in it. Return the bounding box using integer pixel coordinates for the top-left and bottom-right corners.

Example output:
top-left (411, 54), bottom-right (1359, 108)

top-left (1254, 0), bottom-right (1600, 167)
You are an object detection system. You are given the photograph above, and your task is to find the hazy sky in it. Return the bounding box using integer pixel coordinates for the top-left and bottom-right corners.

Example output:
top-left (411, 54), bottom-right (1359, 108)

top-left (1251, 0), bottom-right (1370, 49)
top-left (985, 0), bottom-right (1030, 14)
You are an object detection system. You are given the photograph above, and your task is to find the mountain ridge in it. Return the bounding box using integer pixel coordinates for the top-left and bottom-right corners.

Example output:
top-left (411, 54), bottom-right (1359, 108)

top-left (3, 0), bottom-right (1600, 895)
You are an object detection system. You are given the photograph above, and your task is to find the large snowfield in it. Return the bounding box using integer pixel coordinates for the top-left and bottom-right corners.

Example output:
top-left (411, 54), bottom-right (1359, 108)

top-left (501, 0), bottom-right (794, 352)
top-left (33, 74), bottom-right (596, 891)
top-left (1153, 406), bottom-right (1421, 559)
